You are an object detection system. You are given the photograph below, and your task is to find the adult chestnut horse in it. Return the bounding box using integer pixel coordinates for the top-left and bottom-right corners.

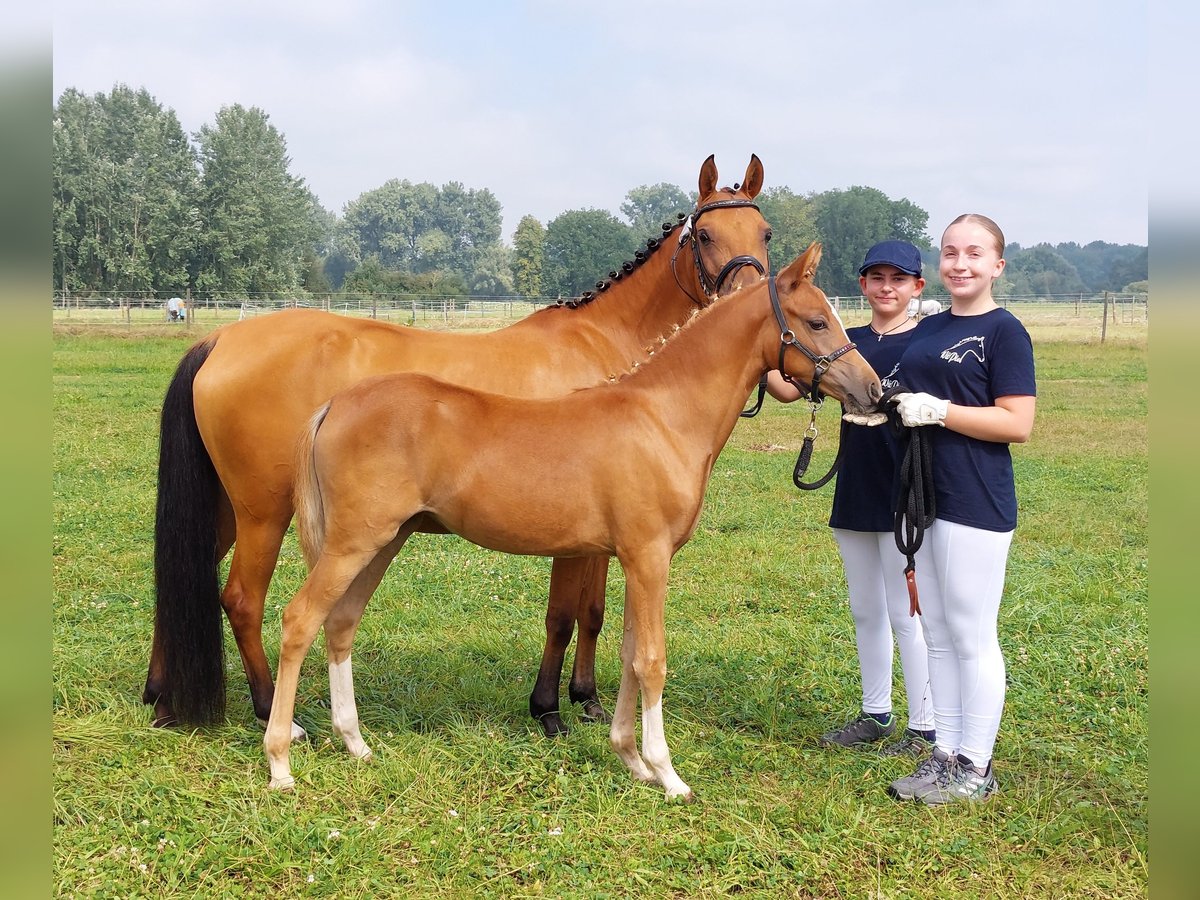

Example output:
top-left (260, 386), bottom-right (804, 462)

top-left (265, 243), bottom-right (884, 798)
top-left (146, 155), bottom-right (772, 738)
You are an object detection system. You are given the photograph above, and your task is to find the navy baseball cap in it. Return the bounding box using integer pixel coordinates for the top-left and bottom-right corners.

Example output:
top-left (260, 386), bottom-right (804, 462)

top-left (858, 240), bottom-right (922, 276)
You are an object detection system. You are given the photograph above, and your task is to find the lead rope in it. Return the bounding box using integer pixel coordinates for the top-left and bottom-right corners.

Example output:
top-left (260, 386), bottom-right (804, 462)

top-left (792, 409), bottom-right (845, 490)
top-left (886, 385), bottom-right (936, 616)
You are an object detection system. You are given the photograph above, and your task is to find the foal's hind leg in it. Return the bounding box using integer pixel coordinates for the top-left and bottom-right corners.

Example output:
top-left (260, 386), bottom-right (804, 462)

top-left (324, 535), bottom-right (407, 762)
top-left (264, 548), bottom-right (377, 791)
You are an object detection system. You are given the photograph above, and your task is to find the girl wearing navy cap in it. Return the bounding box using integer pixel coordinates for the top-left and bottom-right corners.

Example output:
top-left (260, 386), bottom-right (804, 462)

top-left (884, 214), bottom-right (1036, 805)
top-left (767, 239), bottom-right (935, 757)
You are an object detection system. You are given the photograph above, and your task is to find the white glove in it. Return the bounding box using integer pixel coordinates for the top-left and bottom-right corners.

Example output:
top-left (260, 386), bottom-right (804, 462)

top-left (842, 411), bottom-right (889, 426)
top-left (892, 392), bottom-right (949, 427)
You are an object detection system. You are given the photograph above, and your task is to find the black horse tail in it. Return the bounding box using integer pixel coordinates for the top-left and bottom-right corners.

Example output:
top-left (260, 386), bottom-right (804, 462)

top-left (148, 336), bottom-right (226, 726)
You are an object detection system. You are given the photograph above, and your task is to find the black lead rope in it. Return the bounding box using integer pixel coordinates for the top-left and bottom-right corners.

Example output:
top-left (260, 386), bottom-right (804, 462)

top-left (793, 415), bottom-right (846, 490)
top-left (740, 373), bottom-right (768, 418)
top-left (886, 385), bottom-right (936, 616)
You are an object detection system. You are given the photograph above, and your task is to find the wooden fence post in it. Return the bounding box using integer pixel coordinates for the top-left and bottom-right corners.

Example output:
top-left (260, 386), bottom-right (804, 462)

top-left (1101, 292), bottom-right (1109, 343)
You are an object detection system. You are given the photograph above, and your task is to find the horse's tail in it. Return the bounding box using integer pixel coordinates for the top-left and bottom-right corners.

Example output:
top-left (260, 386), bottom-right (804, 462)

top-left (149, 336), bottom-right (226, 726)
top-left (294, 403), bottom-right (332, 569)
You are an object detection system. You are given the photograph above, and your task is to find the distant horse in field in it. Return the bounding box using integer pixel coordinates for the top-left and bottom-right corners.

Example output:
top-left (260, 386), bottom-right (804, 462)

top-left (264, 243), bottom-right (884, 799)
top-left (147, 155), bottom-right (773, 739)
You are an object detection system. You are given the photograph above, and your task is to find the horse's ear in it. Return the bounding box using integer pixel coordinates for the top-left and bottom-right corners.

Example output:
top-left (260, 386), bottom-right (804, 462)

top-left (698, 154), bottom-right (718, 198)
top-left (777, 242), bottom-right (824, 287)
top-left (741, 154), bottom-right (764, 198)
top-left (798, 241), bottom-right (823, 281)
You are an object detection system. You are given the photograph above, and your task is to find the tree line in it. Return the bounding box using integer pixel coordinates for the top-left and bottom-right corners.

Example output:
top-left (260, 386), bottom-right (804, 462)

top-left (53, 85), bottom-right (1147, 304)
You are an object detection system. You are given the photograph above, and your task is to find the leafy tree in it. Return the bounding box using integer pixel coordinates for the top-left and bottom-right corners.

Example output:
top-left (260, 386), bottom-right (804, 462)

top-left (468, 243), bottom-right (515, 296)
top-left (811, 186), bottom-right (931, 297)
top-left (341, 254), bottom-right (467, 305)
top-left (542, 209), bottom-right (636, 298)
top-left (621, 182), bottom-right (693, 237)
top-left (194, 104), bottom-right (320, 296)
top-left (340, 178), bottom-right (502, 279)
top-left (1004, 243), bottom-right (1085, 296)
top-left (300, 248), bottom-right (332, 295)
top-left (53, 85), bottom-right (200, 294)
top-left (755, 187), bottom-right (818, 274)
top-left (1050, 241), bottom-right (1146, 292)
top-left (511, 214), bottom-right (546, 298)
top-left (1106, 245), bottom-right (1147, 291)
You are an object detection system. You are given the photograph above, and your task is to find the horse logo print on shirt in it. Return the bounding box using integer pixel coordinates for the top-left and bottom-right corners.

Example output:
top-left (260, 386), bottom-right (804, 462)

top-left (880, 362), bottom-right (903, 392)
top-left (940, 335), bottom-right (986, 364)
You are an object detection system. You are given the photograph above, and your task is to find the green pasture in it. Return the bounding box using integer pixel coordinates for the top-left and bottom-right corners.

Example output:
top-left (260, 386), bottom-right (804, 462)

top-left (52, 325), bottom-right (1147, 898)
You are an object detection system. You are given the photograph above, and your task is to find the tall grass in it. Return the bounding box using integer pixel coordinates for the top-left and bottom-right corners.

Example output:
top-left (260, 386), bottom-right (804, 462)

top-left (53, 328), bottom-right (1146, 898)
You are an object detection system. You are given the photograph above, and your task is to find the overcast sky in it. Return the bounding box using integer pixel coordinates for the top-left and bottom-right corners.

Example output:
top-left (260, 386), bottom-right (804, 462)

top-left (52, 1), bottom-right (1148, 248)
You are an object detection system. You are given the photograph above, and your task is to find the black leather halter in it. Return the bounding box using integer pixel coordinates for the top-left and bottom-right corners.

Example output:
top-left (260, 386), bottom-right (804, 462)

top-left (768, 275), bottom-right (857, 405)
top-left (671, 198), bottom-right (767, 305)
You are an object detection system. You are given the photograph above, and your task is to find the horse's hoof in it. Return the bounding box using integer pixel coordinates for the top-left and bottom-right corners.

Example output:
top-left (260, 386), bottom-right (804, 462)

top-left (268, 775), bottom-right (295, 791)
top-left (579, 700), bottom-right (611, 725)
top-left (539, 714), bottom-right (569, 739)
top-left (666, 787), bottom-right (695, 804)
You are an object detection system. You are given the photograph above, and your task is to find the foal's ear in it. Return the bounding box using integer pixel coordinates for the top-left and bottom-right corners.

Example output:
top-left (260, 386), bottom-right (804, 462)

top-left (777, 242), bottom-right (824, 288)
top-left (740, 154), bottom-right (764, 199)
top-left (698, 154), bottom-right (718, 198)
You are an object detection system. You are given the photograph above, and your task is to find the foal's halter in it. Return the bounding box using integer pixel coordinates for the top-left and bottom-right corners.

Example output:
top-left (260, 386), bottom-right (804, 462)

top-left (671, 198), bottom-right (767, 305)
top-left (768, 276), bottom-right (857, 406)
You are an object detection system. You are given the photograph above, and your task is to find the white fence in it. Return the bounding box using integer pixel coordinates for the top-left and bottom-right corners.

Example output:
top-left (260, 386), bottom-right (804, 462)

top-left (52, 291), bottom-right (1148, 335)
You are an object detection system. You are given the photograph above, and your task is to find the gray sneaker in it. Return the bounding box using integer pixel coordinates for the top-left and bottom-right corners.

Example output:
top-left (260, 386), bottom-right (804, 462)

top-left (887, 746), bottom-right (952, 800)
top-left (818, 712), bottom-right (895, 749)
top-left (915, 754), bottom-right (998, 805)
top-left (879, 729), bottom-right (935, 758)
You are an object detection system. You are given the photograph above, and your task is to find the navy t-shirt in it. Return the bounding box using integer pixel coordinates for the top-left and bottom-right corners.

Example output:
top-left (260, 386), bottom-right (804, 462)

top-left (894, 307), bottom-right (1036, 532)
top-left (829, 324), bottom-right (913, 532)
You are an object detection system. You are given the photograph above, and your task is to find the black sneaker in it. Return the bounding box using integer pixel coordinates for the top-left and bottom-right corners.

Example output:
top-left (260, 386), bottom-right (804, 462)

top-left (879, 728), bottom-right (935, 758)
top-left (818, 712), bottom-right (895, 749)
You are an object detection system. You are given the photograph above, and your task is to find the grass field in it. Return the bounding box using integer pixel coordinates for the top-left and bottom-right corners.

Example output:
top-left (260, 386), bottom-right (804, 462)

top-left (52, 321), bottom-right (1147, 898)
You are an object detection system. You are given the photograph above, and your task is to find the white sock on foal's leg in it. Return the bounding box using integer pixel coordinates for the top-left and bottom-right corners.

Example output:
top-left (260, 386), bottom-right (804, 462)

top-left (329, 655), bottom-right (372, 761)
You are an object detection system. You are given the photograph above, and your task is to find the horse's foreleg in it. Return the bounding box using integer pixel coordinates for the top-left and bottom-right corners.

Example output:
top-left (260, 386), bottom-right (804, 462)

top-left (324, 536), bottom-right (406, 761)
top-left (569, 556), bottom-right (611, 725)
top-left (222, 517), bottom-right (306, 741)
top-left (265, 549), bottom-right (376, 791)
top-left (618, 547), bottom-right (692, 802)
top-left (609, 614), bottom-right (656, 785)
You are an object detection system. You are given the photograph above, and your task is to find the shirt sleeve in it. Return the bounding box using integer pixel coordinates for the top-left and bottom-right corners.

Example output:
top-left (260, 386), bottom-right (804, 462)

top-left (989, 315), bottom-right (1037, 399)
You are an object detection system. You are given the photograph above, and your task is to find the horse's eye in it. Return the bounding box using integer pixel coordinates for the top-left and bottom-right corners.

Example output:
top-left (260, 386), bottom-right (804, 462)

top-left (764, 230), bottom-right (773, 243)
top-left (697, 230), bottom-right (711, 245)
top-left (809, 319), bottom-right (827, 331)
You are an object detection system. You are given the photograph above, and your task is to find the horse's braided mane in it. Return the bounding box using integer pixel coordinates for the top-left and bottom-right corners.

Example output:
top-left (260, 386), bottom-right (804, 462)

top-left (606, 278), bottom-right (732, 385)
top-left (550, 186), bottom-right (745, 311)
